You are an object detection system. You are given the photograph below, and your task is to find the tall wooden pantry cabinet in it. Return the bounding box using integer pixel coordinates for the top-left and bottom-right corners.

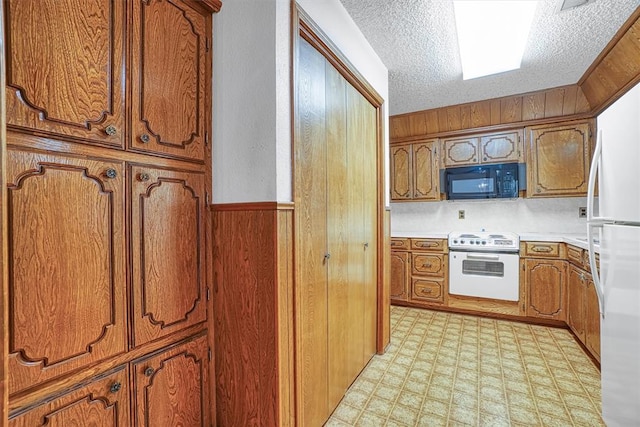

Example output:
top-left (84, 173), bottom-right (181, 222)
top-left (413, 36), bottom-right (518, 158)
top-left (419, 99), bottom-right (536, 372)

top-left (3, 0), bottom-right (220, 425)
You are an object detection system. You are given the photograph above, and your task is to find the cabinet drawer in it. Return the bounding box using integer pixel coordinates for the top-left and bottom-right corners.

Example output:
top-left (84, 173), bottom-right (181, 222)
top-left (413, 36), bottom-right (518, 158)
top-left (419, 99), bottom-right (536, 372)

top-left (521, 242), bottom-right (562, 258)
top-left (411, 238), bottom-right (446, 252)
top-left (390, 238), bottom-right (410, 250)
top-left (582, 251), bottom-right (600, 273)
top-left (412, 253), bottom-right (446, 276)
top-left (411, 278), bottom-right (444, 303)
top-left (567, 245), bottom-right (583, 266)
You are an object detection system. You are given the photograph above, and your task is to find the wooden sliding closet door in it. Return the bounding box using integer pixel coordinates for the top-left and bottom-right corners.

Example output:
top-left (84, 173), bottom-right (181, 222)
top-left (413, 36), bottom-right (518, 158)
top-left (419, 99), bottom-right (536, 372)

top-left (295, 34), bottom-right (380, 426)
top-left (296, 37), bottom-right (329, 427)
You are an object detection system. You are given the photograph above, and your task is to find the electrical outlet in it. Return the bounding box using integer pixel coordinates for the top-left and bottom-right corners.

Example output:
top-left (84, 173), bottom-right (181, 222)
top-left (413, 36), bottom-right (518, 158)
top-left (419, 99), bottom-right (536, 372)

top-left (579, 207), bottom-right (587, 218)
top-left (458, 210), bottom-right (465, 219)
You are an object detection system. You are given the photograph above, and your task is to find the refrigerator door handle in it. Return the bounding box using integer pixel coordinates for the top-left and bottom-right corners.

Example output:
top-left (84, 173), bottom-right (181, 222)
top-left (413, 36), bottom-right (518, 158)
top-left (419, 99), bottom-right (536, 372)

top-left (587, 222), bottom-right (605, 317)
top-left (587, 130), bottom-right (602, 222)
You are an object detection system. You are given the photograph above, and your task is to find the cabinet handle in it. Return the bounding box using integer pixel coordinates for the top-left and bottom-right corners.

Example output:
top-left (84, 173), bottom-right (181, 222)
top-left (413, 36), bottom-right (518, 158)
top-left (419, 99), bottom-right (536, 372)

top-left (144, 367), bottom-right (155, 377)
top-left (105, 125), bottom-right (117, 136)
top-left (104, 168), bottom-right (117, 179)
top-left (532, 246), bottom-right (552, 253)
top-left (140, 133), bottom-right (151, 143)
top-left (138, 173), bottom-right (150, 182)
top-left (420, 288), bottom-right (433, 294)
top-left (417, 242), bottom-right (436, 247)
top-left (422, 263), bottom-right (432, 268)
top-left (110, 382), bottom-right (122, 393)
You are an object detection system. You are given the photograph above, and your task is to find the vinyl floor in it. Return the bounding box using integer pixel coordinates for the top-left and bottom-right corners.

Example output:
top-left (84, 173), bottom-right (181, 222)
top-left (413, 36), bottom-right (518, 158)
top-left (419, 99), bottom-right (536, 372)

top-left (325, 306), bottom-right (603, 427)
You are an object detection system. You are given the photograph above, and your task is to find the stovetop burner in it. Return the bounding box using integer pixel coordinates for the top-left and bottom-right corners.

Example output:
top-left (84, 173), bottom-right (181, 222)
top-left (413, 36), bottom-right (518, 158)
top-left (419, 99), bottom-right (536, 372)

top-left (448, 231), bottom-right (520, 253)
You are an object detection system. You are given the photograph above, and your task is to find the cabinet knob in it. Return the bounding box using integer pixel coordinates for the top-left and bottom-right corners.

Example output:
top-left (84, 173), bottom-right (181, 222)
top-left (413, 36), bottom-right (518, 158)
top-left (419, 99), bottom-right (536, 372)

top-left (104, 168), bottom-right (117, 179)
top-left (483, 157), bottom-right (487, 161)
top-left (110, 382), bottom-right (122, 393)
top-left (144, 367), bottom-right (155, 377)
top-left (138, 173), bottom-right (150, 182)
top-left (105, 125), bottom-right (117, 136)
top-left (140, 133), bottom-right (151, 143)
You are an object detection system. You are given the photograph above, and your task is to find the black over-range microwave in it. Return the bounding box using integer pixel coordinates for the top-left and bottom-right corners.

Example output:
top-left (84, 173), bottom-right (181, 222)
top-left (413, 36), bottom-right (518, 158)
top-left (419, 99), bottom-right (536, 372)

top-left (441, 163), bottom-right (526, 200)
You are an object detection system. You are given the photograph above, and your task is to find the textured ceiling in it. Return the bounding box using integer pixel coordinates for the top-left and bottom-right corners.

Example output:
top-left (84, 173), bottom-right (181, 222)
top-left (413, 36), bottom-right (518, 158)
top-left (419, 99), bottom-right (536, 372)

top-left (338, 0), bottom-right (640, 115)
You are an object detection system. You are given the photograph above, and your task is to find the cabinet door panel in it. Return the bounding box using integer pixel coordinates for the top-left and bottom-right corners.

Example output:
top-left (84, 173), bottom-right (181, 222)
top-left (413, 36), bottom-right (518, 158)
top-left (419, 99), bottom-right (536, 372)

top-left (131, 0), bottom-right (208, 161)
top-left (131, 165), bottom-right (206, 345)
top-left (479, 130), bottom-right (521, 163)
top-left (412, 253), bottom-right (446, 276)
top-left (7, 149), bottom-right (126, 394)
top-left (5, 0), bottom-right (125, 147)
top-left (526, 122), bottom-right (591, 197)
top-left (9, 366), bottom-right (130, 427)
top-left (567, 265), bottom-right (586, 342)
top-left (390, 251), bottom-right (409, 301)
top-left (442, 137), bottom-right (479, 167)
top-left (390, 145), bottom-right (412, 200)
top-left (585, 277), bottom-right (601, 361)
top-left (133, 336), bottom-right (209, 427)
top-left (411, 278), bottom-right (444, 303)
top-left (413, 140), bottom-right (439, 200)
top-left (525, 259), bottom-right (565, 320)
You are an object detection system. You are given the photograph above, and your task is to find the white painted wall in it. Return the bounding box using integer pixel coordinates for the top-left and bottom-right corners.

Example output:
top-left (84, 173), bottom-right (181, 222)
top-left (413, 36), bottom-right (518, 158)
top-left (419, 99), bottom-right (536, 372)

top-left (212, 0), bottom-right (389, 204)
top-left (391, 197), bottom-right (588, 235)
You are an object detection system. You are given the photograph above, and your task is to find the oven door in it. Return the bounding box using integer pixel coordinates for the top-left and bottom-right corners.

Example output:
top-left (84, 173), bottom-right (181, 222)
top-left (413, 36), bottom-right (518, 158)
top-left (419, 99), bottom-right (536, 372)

top-left (449, 251), bottom-right (519, 301)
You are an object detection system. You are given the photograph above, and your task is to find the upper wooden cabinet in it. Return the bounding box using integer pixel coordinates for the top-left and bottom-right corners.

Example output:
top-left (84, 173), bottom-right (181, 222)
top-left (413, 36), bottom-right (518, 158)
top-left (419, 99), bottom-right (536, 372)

top-left (130, 165), bottom-right (207, 346)
top-left (390, 140), bottom-right (439, 201)
top-left (6, 149), bottom-right (127, 395)
top-left (441, 130), bottom-right (522, 167)
top-left (130, 0), bottom-right (210, 162)
top-left (525, 121), bottom-right (593, 197)
top-left (5, 0), bottom-right (126, 147)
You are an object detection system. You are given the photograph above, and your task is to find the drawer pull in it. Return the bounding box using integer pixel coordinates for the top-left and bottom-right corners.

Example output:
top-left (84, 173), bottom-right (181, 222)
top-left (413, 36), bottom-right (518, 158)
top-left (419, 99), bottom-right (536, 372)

top-left (422, 263), bottom-right (432, 268)
top-left (420, 288), bottom-right (433, 294)
top-left (110, 382), bottom-right (122, 393)
top-left (417, 242), bottom-right (436, 247)
top-left (391, 241), bottom-right (402, 247)
top-left (532, 246), bottom-right (553, 253)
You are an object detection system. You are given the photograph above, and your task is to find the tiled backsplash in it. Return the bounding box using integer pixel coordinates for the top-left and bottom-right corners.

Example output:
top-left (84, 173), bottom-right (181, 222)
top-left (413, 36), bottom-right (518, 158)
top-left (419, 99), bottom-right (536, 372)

top-left (390, 197), bottom-right (589, 235)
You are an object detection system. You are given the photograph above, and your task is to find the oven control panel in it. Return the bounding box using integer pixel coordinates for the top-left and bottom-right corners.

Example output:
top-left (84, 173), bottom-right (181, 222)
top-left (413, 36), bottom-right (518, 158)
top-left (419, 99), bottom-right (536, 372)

top-left (448, 232), bottom-right (519, 253)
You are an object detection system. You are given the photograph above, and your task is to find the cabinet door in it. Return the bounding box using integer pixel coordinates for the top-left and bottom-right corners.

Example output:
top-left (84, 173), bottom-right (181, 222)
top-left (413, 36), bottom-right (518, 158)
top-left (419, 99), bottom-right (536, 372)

top-left (133, 335), bottom-right (210, 427)
top-left (584, 277), bottom-right (601, 362)
top-left (525, 259), bottom-right (565, 320)
top-left (5, 0), bottom-right (125, 147)
top-left (526, 121), bottom-right (592, 197)
top-left (9, 366), bottom-right (130, 427)
top-left (566, 265), bottom-right (586, 342)
top-left (131, 165), bottom-right (207, 346)
top-left (131, 0), bottom-right (209, 161)
top-left (390, 144), bottom-right (412, 200)
top-left (390, 251), bottom-right (409, 301)
top-left (412, 253), bottom-right (446, 276)
top-left (479, 130), bottom-right (522, 164)
top-left (7, 149), bottom-right (126, 394)
top-left (441, 136), bottom-right (479, 167)
top-left (413, 140), bottom-right (440, 200)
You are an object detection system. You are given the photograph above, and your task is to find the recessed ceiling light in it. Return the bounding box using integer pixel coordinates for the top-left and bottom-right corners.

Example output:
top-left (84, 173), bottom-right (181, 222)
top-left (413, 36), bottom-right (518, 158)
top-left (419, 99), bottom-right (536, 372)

top-left (454, 0), bottom-right (539, 80)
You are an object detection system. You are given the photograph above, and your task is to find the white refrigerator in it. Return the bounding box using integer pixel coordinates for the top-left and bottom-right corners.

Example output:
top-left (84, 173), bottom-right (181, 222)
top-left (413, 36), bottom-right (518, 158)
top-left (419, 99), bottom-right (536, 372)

top-left (588, 82), bottom-right (640, 426)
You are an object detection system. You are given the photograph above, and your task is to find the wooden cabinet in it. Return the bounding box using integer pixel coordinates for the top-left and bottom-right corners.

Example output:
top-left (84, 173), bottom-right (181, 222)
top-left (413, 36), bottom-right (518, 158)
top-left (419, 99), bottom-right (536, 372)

top-left (567, 264), bottom-right (587, 342)
top-left (4, 0), bottom-right (218, 423)
top-left (407, 238), bottom-right (448, 306)
top-left (412, 253), bottom-right (446, 276)
top-left (524, 259), bottom-right (566, 320)
top-left (132, 335), bottom-right (210, 427)
top-left (9, 366), bottom-right (130, 427)
top-left (6, 149), bottom-right (127, 394)
top-left (525, 120), bottom-right (593, 197)
top-left (521, 241), bottom-right (564, 258)
top-left (390, 251), bottom-right (410, 301)
top-left (130, 165), bottom-right (207, 346)
top-left (441, 130), bottom-right (522, 167)
top-left (5, 0), bottom-right (126, 148)
top-left (130, 0), bottom-right (210, 162)
top-left (390, 140), bottom-right (439, 201)
top-left (584, 276), bottom-right (601, 361)
top-left (412, 277), bottom-right (445, 303)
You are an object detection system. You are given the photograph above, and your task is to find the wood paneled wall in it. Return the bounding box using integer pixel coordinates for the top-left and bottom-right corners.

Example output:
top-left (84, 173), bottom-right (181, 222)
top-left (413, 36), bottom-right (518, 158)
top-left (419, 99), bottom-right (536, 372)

top-left (211, 202), bottom-right (294, 427)
top-left (579, 7), bottom-right (640, 114)
top-left (391, 8), bottom-right (640, 142)
top-left (391, 85), bottom-right (591, 140)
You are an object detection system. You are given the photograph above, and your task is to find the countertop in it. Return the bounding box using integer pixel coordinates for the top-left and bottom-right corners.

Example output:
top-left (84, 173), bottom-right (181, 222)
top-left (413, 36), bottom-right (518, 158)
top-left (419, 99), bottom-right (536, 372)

top-left (391, 231), bottom-right (600, 252)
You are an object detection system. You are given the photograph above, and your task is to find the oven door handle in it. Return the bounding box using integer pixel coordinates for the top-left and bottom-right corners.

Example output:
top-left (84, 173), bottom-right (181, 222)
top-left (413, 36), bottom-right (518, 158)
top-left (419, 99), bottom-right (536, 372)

top-left (465, 254), bottom-right (501, 261)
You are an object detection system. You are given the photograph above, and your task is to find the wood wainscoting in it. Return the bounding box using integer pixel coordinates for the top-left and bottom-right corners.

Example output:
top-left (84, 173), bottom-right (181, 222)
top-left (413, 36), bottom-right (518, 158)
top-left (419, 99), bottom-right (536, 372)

top-left (211, 202), bottom-right (295, 427)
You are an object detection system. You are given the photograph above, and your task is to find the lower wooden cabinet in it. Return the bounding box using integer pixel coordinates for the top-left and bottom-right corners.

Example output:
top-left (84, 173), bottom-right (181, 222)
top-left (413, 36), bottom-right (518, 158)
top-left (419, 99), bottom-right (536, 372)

top-left (132, 335), bottom-right (210, 427)
top-left (9, 366), bottom-right (130, 426)
top-left (412, 277), bottom-right (444, 303)
top-left (390, 251), bottom-right (410, 301)
top-left (567, 264), bottom-right (587, 341)
top-left (524, 259), bottom-right (566, 321)
top-left (584, 277), bottom-right (601, 361)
